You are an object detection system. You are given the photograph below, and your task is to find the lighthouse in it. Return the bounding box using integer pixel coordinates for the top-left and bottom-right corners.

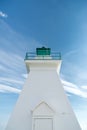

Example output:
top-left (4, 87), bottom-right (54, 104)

top-left (6, 47), bottom-right (81, 130)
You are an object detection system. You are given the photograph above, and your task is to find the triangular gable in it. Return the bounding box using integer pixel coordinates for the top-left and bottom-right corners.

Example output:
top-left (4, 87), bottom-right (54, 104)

top-left (32, 101), bottom-right (55, 116)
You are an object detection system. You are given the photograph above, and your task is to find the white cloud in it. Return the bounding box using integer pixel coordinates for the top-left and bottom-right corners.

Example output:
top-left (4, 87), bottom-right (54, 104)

top-left (1, 74), bottom-right (87, 98)
top-left (61, 79), bottom-right (87, 98)
top-left (0, 75), bottom-right (86, 98)
top-left (61, 79), bottom-right (78, 89)
top-left (0, 11), bottom-right (8, 18)
top-left (0, 84), bottom-right (21, 94)
top-left (80, 121), bottom-right (87, 130)
top-left (0, 50), bottom-right (23, 68)
top-left (0, 49), bottom-right (26, 91)
top-left (22, 74), bottom-right (28, 78)
top-left (81, 86), bottom-right (87, 90)
top-left (62, 48), bottom-right (87, 92)
top-left (63, 50), bottom-right (78, 58)
top-left (64, 85), bottom-right (87, 98)
top-left (0, 19), bottom-right (41, 53)
top-left (0, 77), bottom-right (24, 85)
top-left (0, 17), bottom-right (87, 99)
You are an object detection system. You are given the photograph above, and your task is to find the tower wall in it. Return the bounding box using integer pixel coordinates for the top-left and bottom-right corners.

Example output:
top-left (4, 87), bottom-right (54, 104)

top-left (6, 60), bottom-right (81, 130)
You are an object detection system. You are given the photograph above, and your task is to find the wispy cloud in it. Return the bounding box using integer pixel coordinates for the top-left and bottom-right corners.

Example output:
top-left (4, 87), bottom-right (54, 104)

top-left (0, 84), bottom-right (21, 94)
top-left (0, 77), bottom-right (24, 85)
top-left (0, 47), bottom-right (86, 98)
top-left (0, 20), bottom-right (42, 94)
top-left (0, 11), bottom-right (8, 18)
top-left (61, 79), bottom-right (87, 98)
top-left (0, 77), bottom-right (87, 98)
top-left (80, 86), bottom-right (87, 90)
top-left (62, 44), bottom-right (87, 88)
top-left (63, 50), bottom-right (78, 58)
top-left (80, 121), bottom-right (87, 130)
top-left (0, 50), bottom-right (26, 91)
top-left (0, 18), bottom-right (87, 99)
top-left (22, 74), bottom-right (28, 78)
top-left (61, 79), bottom-right (78, 89)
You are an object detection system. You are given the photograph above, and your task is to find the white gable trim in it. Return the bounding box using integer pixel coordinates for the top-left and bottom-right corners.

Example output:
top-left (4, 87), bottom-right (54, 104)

top-left (32, 101), bottom-right (55, 117)
top-left (32, 101), bottom-right (54, 130)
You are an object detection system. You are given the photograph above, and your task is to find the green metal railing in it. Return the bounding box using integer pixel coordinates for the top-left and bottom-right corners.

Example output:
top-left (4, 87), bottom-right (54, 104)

top-left (25, 52), bottom-right (61, 60)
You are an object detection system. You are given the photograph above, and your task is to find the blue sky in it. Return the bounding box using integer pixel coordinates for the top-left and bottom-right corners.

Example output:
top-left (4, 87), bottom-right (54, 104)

top-left (0, 0), bottom-right (87, 130)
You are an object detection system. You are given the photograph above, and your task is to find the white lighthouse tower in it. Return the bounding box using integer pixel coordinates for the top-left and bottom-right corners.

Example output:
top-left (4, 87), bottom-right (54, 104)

top-left (6, 47), bottom-right (81, 130)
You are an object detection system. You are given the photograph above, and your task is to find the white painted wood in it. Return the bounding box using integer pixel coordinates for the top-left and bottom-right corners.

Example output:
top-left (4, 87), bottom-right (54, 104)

top-left (6, 59), bottom-right (81, 130)
top-left (34, 118), bottom-right (53, 130)
top-left (32, 102), bottom-right (54, 130)
top-left (32, 101), bottom-right (54, 116)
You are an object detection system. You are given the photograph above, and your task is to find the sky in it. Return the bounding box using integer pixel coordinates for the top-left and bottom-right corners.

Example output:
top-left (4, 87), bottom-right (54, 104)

top-left (0, 0), bottom-right (87, 130)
